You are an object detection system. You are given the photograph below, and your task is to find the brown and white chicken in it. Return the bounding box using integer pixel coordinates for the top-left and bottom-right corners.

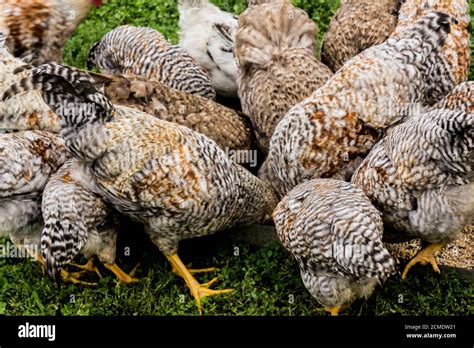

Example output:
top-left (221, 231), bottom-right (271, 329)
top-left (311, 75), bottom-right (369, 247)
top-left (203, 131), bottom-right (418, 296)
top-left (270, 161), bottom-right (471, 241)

top-left (352, 104), bottom-right (473, 279)
top-left (89, 72), bottom-right (255, 157)
top-left (235, 0), bottom-right (333, 155)
top-left (0, 0), bottom-right (102, 64)
top-left (321, 0), bottom-right (403, 72)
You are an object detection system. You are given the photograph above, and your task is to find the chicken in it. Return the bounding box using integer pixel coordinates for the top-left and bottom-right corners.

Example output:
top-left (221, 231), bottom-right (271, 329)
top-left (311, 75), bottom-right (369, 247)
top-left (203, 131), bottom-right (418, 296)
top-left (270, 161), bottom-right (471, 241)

top-left (351, 108), bottom-right (473, 279)
top-left (261, 8), bottom-right (467, 199)
top-left (87, 25), bottom-right (217, 101)
top-left (0, 0), bottom-right (102, 64)
top-left (0, 33), bottom-right (60, 133)
top-left (394, 0), bottom-right (471, 85)
top-left (89, 72), bottom-right (254, 157)
top-left (0, 131), bottom-right (90, 284)
top-left (273, 179), bottom-right (396, 316)
top-left (235, 1), bottom-right (333, 155)
top-left (433, 81), bottom-right (473, 112)
top-left (41, 159), bottom-right (138, 285)
top-left (2, 62), bottom-right (278, 313)
top-left (178, 0), bottom-right (238, 97)
top-left (321, 0), bottom-right (403, 72)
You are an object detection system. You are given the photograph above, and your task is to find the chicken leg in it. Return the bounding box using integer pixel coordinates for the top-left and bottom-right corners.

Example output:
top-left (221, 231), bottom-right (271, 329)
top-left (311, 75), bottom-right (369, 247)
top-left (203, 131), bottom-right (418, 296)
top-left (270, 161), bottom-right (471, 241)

top-left (166, 254), bottom-right (232, 314)
top-left (402, 243), bottom-right (444, 280)
top-left (70, 257), bottom-right (103, 278)
top-left (104, 263), bottom-right (140, 285)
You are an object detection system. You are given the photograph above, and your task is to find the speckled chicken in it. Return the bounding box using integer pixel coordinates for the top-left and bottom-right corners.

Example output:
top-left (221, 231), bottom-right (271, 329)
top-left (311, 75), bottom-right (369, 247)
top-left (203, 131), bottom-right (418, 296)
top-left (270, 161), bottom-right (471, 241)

top-left (0, 0), bottom-right (102, 64)
top-left (2, 62), bottom-right (278, 313)
top-left (41, 159), bottom-right (138, 284)
top-left (178, 0), bottom-right (238, 97)
top-left (89, 72), bottom-right (254, 156)
top-left (273, 179), bottom-right (396, 315)
top-left (352, 108), bottom-right (473, 279)
top-left (87, 25), bottom-right (217, 100)
top-left (321, 0), bottom-right (403, 72)
top-left (261, 6), bottom-right (469, 199)
top-left (0, 131), bottom-right (89, 283)
top-left (0, 33), bottom-right (59, 133)
top-left (235, 1), bottom-right (333, 154)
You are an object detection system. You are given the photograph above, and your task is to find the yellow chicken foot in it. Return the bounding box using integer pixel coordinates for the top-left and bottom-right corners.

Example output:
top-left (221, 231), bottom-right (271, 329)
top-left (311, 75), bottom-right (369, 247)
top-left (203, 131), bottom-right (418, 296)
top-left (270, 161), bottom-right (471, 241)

top-left (402, 243), bottom-right (444, 280)
top-left (60, 269), bottom-right (97, 286)
top-left (325, 306), bottom-right (342, 316)
top-left (36, 255), bottom-right (97, 286)
top-left (104, 263), bottom-right (140, 285)
top-left (166, 254), bottom-right (232, 314)
top-left (172, 264), bottom-right (219, 275)
top-left (69, 258), bottom-right (102, 278)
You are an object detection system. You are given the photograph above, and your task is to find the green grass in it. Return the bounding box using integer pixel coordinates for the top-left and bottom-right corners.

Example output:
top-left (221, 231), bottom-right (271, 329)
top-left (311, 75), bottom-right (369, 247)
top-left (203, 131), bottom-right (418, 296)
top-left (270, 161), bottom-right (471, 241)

top-left (1, 0), bottom-right (473, 316)
top-left (1, 228), bottom-right (473, 316)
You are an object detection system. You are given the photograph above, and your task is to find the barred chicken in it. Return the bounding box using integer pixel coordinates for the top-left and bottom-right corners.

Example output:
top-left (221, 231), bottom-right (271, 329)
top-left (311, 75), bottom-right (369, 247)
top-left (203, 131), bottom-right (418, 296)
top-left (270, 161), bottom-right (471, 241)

top-left (178, 0), bottom-right (239, 97)
top-left (0, 131), bottom-right (90, 284)
top-left (262, 6), bottom-right (469, 199)
top-left (89, 72), bottom-right (254, 156)
top-left (394, 0), bottom-right (471, 85)
top-left (41, 159), bottom-right (138, 285)
top-left (235, 1), bottom-right (333, 154)
top-left (0, 0), bottom-right (102, 64)
top-left (352, 108), bottom-right (473, 279)
top-left (87, 25), bottom-right (217, 100)
top-left (273, 179), bottom-right (396, 316)
top-left (321, 0), bottom-right (403, 72)
top-left (0, 33), bottom-right (59, 133)
top-left (2, 62), bottom-right (278, 313)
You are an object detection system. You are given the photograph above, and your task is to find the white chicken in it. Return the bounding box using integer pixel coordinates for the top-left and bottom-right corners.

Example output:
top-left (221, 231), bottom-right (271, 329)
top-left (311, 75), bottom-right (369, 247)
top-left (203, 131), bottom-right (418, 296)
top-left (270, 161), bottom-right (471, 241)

top-left (178, 0), bottom-right (239, 97)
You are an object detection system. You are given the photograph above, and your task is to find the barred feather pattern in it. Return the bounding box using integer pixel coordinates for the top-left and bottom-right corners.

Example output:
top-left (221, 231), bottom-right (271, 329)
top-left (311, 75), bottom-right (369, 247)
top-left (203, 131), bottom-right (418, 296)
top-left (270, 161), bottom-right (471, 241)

top-left (235, 1), bottom-right (333, 154)
top-left (261, 12), bottom-right (460, 198)
top-left (0, 0), bottom-right (97, 64)
top-left (0, 130), bottom-right (69, 253)
top-left (0, 37), bottom-right (60, 133)
top-left (41, 159), bottom-right (116, 282)
top-left (394, 0), bottom-right (471, 84)
top-left (87, 25), bottom-right (216, 100)
top-left (89, 73), bottom-right (254, 154)
top-left (178, 0), bottom-right (239, 97)
top-left (321, 0), bottom-right (402, 72)
top-left (352, 108), bottom-right (474, 244)
top-left (2, 63), bottom-right (278, 256)
top-left (273, 179), bottom-right (396, 309)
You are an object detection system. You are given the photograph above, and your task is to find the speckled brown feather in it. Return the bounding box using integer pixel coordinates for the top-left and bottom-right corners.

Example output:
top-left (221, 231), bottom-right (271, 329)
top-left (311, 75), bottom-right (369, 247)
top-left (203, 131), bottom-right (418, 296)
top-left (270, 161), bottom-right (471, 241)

top-left (0, 130), bottom-right (69, 242)
top-left (0, 0), bottom-right (97, 63)
top-left (433, 81), bottom-right (473, 112)
top-left (235, 1), bottom-right (333, 154)
top-left (321, 0), bottom-right (402, 72)
top-left (89, 72), bottom-right (255, 154)
top-left (0, 37), bottom-right (60, 133)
